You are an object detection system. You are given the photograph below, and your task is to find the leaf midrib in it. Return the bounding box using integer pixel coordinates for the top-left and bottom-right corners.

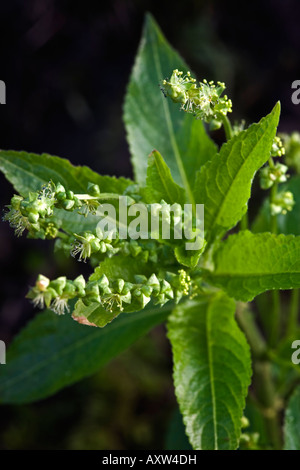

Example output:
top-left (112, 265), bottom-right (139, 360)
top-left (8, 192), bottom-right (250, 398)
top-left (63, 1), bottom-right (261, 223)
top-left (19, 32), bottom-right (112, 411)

top-left (206, 302), bottom-right (218, 449)
top-left (0, 305), bottom-right (171, 397)
top-left (208, 118), bottom-right (274, 233)
top-left (150, 34), bottom-right (195, 207)
top-left (153, 153), bottom-right (179, 203)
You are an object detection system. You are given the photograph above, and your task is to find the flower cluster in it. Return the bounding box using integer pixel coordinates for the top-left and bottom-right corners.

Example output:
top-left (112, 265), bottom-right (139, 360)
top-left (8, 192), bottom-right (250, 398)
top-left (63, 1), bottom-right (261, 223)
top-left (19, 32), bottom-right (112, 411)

top-left (280, 131), bottom-right (300, 173)
top-left (259, 162), bottom-right (289, 190)
top-left (258, 135), bottom-right (295, 217)
top-left (27, 269), bottom-right (193, 317)
top-left (26, 274), bottom-right (85, 315)
top-left (3, 181), bottom-right (103, 239)
top-left (270, 191), bottom-right (295, 216)
top-left (161, 69), bottom-right (232, 128)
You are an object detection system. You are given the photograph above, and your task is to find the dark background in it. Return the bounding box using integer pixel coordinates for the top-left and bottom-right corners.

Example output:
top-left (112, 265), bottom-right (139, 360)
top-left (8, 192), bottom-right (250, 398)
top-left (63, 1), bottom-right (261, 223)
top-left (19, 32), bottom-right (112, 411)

top-left (0, 0), bottom-right (300, 450)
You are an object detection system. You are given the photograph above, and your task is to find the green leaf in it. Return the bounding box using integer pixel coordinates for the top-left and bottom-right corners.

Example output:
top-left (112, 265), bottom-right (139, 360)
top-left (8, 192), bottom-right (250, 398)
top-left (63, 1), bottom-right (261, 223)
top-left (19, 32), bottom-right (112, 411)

top-left (72, 300), bottom-right (120, 328)
top-left (205, 231), bottom-right (300, 301)
top-left (144, 150), bottom-right (186, 205)
top-left (284, 385), bottom-right (300, 450)
top-left (0, 150), bottom-right (132, 195)
top-left (167, 293), bottom-right (251, 450)
top-left (0, 304), bottom-right (170, 404)
top-left (174, 245), bottom-right (204, 269)
top-left (90, 254), bottom-right (153, 284)
top-left (123, 13), bottom-right (217, 203)
top-left (194, 103), bottom-right (280, 242)
top-left (0, 150), bottom-right (132, 233)
top-left (252, 175), bottom-right (300, 236)
top-left (165, 407), bottom-right (192, 450)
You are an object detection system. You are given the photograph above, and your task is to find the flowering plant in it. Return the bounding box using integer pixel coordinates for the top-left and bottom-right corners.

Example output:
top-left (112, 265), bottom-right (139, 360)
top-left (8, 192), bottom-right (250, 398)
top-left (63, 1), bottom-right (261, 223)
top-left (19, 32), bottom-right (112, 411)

top-left (1, 14), bottom-right (300, 450)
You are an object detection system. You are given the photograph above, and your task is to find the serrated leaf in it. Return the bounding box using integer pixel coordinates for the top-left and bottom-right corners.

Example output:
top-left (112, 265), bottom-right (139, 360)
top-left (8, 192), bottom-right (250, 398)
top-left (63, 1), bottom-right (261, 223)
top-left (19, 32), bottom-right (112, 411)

top-left (205, 231), bottom-right (300, 301)
top-left (0, 304), bottom-right (170, 404)
top-left (89, 254), bottom-right (153, 284)
top-left (174, 245), bottom-right (204, 269)
top-left (0, 150), bottom-right (132, 195)
top-left (253, 175), bottom-right (300, 236)
top-left (123, 13), bottom-right (217, 203)
top-left (72, 300), bottom-right (120, 328)
top-left (167, 293), bottom-right (251, 450)
top-left (194, 103), bottom-right (280, 242)
top-left (144, 150), bottom-right (186, 205)
top-left (284, 385), bottom-right (300, 450)
top-left (0, 150), bottom-right (132, 233)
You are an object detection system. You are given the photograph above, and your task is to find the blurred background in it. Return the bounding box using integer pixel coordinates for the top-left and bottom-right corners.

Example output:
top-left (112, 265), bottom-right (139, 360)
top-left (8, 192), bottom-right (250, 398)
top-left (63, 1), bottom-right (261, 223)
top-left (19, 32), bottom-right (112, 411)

top-left (0, 0), bottom-right (300, 450)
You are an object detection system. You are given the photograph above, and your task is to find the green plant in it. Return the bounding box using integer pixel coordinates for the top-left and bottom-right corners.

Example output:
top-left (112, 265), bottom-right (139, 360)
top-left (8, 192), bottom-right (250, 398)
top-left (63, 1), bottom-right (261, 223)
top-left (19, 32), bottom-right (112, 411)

top-left (1, 13), bottom-right (300, 450)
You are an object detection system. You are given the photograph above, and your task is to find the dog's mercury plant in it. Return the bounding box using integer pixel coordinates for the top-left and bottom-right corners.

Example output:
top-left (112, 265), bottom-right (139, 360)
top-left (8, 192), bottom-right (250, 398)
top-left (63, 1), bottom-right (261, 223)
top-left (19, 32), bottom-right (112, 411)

top-left (1, 14), bottom-right (300, 450)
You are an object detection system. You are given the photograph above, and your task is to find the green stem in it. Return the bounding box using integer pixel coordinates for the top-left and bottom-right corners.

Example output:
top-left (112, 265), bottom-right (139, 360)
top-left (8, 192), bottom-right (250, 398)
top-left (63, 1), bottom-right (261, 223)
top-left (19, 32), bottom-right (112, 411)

top-left (287, 289), bottom-right (299, 336)
top-left (236, 302), bottom-right (266, 359)
top-left (269, 290), bottom-right (280, 348)
top-left (221, 114), bottom-right (233, 141)
top-left (268, 181), bottom-right (280, 347)
top-left (270, 182), bottom-right (278, 234)
top-left (253, 361), bottom-right (283, 449)
top-left (240, 211), bottom-right (249, 231)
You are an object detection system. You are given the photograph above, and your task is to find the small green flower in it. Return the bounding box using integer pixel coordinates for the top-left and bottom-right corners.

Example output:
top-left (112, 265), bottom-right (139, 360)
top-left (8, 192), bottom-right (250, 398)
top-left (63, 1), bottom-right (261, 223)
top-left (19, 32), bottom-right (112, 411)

top-left (161, 70), bottom-right (232, 126)
top-left (270, 191), bottom-right (295, 215)
top-left (50, 296), bottom-right (70, 315)
top-left (259, 163), bottom-right (289, 190)
top-left (271, 136), bottom-right (285, 157)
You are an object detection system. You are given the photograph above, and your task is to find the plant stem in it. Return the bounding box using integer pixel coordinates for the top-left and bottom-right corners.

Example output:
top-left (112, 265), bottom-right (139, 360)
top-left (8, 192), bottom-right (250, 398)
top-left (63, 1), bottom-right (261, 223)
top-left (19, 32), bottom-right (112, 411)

top-left (287, 289), bottom-right (299, 336)
top-left (221, 114), bottom-right (233, 141)
top-left (236, 302), bottom-right (266, 359)
top-left (268, 180), bottom-right (280, 347)
top-left (236, 304), bottom-right (283, 448)
top-left (269, 290), bottom-right (280, 348)
top-left (240, 211), bottom-right (248, 231)
top-left (253, 361), bottom-right (283, 449)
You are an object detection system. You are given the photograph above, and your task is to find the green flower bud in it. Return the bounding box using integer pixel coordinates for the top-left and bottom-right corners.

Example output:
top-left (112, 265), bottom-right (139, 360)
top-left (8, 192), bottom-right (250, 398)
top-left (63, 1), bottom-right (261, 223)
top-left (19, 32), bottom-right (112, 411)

top-left (87, 182), bottom-right (101, 197)
top-left (66, 190), bottom-right (74, 200)
top-left (63, 280), bottom-right (76, 296)
top-left (259, 163), bottom-right (289, 190)
top-left (45, 222), bottom-right (58, 239)
top-left (62, 199), bottom-right (75, 210)
top-left (85, 282), bottom-right (101, 303)
top-left (49, 276), bottom-right (67, 296)
top-left (36, 274), bottom-right (50, 291)
top-left (122, 282), bottom-right (134, 295)
top-left (271, 136), bottom-right (285, 157)
top-left (97, 274), bottom-right (110, 290)
top-left (55, 182), bottom-right (66, 194)
top-left (99, 241), bottom-right (107, 253)
top-left (129, 241), bottom-right (142, 257)
top-left (114, 279), bottom-right (125, 294)
top-left (270, 191), bottom-right (295, 215)
top-left (134, 274), bottom-right (148, 284)
top-left (11, 195), bottom-right (23, 210)
top-left (73, 276), bottom-right (85, 297)
top-left (141, 285), bottom-right (153, 297)
top-left (28, 211), bottom-right (39, 224)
